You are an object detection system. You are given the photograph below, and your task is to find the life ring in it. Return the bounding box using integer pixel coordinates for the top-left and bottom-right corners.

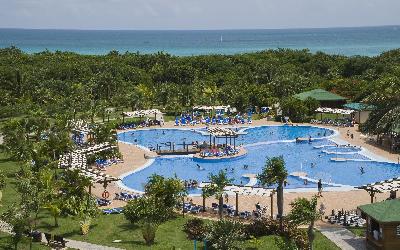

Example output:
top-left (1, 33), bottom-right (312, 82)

top-left (102, 190), bottom-right (110, 199)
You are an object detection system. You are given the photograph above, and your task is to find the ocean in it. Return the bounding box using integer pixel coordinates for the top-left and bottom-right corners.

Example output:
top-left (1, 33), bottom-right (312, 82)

top-left (0, 26), bottom-right (399, 56)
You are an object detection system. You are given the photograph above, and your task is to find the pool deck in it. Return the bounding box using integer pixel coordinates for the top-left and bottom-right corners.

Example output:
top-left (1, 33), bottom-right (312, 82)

top-left (93, 118), bottom-right (400, 215)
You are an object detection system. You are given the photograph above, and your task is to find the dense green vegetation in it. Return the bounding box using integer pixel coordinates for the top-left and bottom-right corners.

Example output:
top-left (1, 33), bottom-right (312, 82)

top-left (0, 46), bottom-right (399, 133)
top-left (1, 47), bottom-right (398, 248)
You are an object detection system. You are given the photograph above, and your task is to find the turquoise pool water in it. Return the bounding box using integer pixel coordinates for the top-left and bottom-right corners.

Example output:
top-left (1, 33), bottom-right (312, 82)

top-left (118, 126), bottom-right (400, 194)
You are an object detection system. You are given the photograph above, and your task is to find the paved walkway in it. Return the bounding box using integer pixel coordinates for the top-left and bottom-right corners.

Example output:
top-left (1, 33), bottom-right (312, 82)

top-left (64, 238), bottom-right (123, 250)
top-left (317, 226), bottom-right (366, 250)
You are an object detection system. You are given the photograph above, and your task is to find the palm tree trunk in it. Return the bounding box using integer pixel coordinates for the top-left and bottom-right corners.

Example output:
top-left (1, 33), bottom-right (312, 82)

top-left (218, 195), bottom-right (224, 219)
top-left (202, 195), bottom-right (206, 212)
top-left (308, 220), bottom-right (315, 250)
top-left (277, 182), bottom-right (284, 231)
top-left (54, 215), bottom-right (59, 227)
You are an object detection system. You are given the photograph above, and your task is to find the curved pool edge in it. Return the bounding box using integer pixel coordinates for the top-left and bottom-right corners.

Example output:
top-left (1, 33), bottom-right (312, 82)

top-left (115, 125), bottom-right (397, 194)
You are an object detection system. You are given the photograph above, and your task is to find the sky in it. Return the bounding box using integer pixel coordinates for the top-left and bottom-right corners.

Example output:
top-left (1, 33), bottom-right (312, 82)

top-left (1, 0), bottom-right (400, 30)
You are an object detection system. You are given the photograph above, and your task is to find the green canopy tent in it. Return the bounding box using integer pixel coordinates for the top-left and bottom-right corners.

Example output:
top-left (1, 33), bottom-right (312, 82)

top-left (294, 89), bottom-right (347, 108)
top-left (343, 102), bottom-right (376, 124)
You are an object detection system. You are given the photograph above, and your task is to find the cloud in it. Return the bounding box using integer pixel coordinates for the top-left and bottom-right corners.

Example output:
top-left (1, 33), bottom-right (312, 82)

top-left (0, 0), bottom-right (399, 29)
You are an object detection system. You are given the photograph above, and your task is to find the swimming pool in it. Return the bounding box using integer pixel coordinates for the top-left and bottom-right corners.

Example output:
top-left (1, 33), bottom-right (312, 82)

top-left (118, 125), bottom-right (400, 194)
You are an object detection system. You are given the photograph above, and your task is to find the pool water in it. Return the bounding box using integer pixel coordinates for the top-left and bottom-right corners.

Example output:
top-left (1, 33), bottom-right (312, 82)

top-left (118, 126), bottom-right (400, 194)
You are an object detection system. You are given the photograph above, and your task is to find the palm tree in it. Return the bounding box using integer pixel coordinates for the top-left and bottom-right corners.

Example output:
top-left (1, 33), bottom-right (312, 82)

top-left (203, 170), bottom-right (233, 219)
top-left (257, 156), bottom-right (288, 229)
top-left (43, 202), bottom-right (61, 227)
top-left (287, 195), bottom-right (321, 250)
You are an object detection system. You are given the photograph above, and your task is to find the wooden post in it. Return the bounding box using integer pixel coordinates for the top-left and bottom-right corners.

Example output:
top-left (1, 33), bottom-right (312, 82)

top-left (270, 192), bottom-right (274, 219)
top-left (235, 192), bottom-right (239, 216)
top-left (202, 195), bottom-right (206, 212)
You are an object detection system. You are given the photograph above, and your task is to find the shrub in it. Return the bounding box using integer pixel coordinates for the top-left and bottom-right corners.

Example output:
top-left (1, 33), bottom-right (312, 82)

top-left (183, 218), bottom-right (207, 240)
top-left (141, 222), bottom-right (158, 246)
top-left (245, 218), bottom-right (280, 238)
top-left (206, 219), bottom-right (245, 250)
top-left (281, 222), bottom-right (309, 250)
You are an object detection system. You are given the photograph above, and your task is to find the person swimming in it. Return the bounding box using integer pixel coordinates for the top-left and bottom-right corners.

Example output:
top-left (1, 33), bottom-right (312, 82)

top-left (197, 164), bottom-right (204, 171)
top-left (311, 163), bottom-right (316, 168)
top-left (243, 164), bottom-right (249, 169)
top-left (162, 130), bottom-right (165, 135)
top-left (360, 166), bottom-right (365, 174)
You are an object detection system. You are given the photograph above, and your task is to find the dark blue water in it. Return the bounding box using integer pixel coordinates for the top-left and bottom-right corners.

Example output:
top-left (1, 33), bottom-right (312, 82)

top-left (1, 26), bottom-right (400, 56)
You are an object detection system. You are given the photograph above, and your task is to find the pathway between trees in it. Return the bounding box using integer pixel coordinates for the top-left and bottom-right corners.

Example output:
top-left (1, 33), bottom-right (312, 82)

top-left (0, 220), bottom-right (123, 250)
top-left (63, 238), bottom-right (123, 250)
top-left (316, 226), bottom-right (365, 250)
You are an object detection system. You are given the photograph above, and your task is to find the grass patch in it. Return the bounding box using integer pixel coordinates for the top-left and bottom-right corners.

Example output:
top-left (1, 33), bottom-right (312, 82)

top-left (0, 153), bottom-right (340, 249)
top-left (347, 226), bottom-right (366, 237)
top-left (0, 231), bottom-right (50, 250)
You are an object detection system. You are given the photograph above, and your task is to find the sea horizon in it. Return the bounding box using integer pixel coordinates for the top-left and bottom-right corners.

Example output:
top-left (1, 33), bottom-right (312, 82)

top-left (1, 25), bottom-right (400, 56)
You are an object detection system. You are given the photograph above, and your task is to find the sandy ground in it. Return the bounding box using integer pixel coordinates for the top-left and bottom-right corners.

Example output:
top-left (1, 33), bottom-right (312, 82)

top-left (93, 118), bottom-right (400, 215)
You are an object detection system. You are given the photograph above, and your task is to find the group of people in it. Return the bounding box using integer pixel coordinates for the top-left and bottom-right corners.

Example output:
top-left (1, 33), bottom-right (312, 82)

top-left (199, 145), bottom-right (240, 158)
top-left (183, 179), bottom-right (199, 189)
top-left (175, 112), bottom-right (252, 126)
top-left (310, 117), bottom-right (354, 127)
top-left (118, 118), bottom-right (162, 130)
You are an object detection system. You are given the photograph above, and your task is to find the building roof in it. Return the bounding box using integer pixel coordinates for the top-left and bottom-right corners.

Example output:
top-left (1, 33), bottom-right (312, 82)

top-left (294, 89), bottom-right (347, 102)
top-left (358, 199), bottom-right (400, 223)
top-left (343, 103), bottom-right (376, 111)
top-left (356, 177), bottom-right (400, 193)
top-left (207, 127), bottom-right (238, 137)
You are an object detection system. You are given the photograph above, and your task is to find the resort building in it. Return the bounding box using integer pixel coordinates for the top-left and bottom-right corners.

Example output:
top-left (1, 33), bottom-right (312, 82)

top-left (343, 102), bottom-right (376, 124)
top-left (358, 199), bottom-right (400, 250)
top-left (294, 88), bottom-right (347, 108)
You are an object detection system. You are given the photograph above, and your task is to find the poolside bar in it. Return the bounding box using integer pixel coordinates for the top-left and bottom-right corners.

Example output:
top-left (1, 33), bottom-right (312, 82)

top-left (207, 127), bottom-right (239, 149)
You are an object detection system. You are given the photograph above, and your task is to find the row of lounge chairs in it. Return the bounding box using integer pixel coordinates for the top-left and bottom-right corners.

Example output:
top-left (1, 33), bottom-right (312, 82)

top-left (97, 198), bottom-right (112, 206)
top-left (95, 158), bottom-right (123, 169)
top-left (102, 207), bottom-right (124, 215)
top-left (118, 119), bottom-right (161, 130)
top-left (114, 192), bottom-right (141, 201)
top-left (175, 115), bottom-right (252, 126)
top-left (210, 203), bottom-right (262, 219)
top-left (72, 133), bottom-right (85, 145)
top-left (311, 118), bottom-right (354, 127)
top-left (200, 147), bottom-right (240, 157)
top-left (183, 203), bottom-right (202, 214)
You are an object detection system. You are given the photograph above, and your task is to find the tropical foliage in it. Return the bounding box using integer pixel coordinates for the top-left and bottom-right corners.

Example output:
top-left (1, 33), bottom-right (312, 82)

top-left (202, 170), bottom-right (233, 219)
top-left (257, 156), bottom-right (288, 229)
top-left (124, 175), bottom-right (186, 245)
top-left (205, 219), bottom-right (245, 250)
top-left (0, 46), bottom-right (399, 130)
top-left (287, 196), bottom-right (321, 250)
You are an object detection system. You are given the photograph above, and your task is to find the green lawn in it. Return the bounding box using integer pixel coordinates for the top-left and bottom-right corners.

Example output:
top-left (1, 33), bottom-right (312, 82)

top-left (34, 213), bottom-right (340, 250)
top-left (0, 232), bottom-right (50, 250)
top-left (0, 153), bottom-right (340, 250)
